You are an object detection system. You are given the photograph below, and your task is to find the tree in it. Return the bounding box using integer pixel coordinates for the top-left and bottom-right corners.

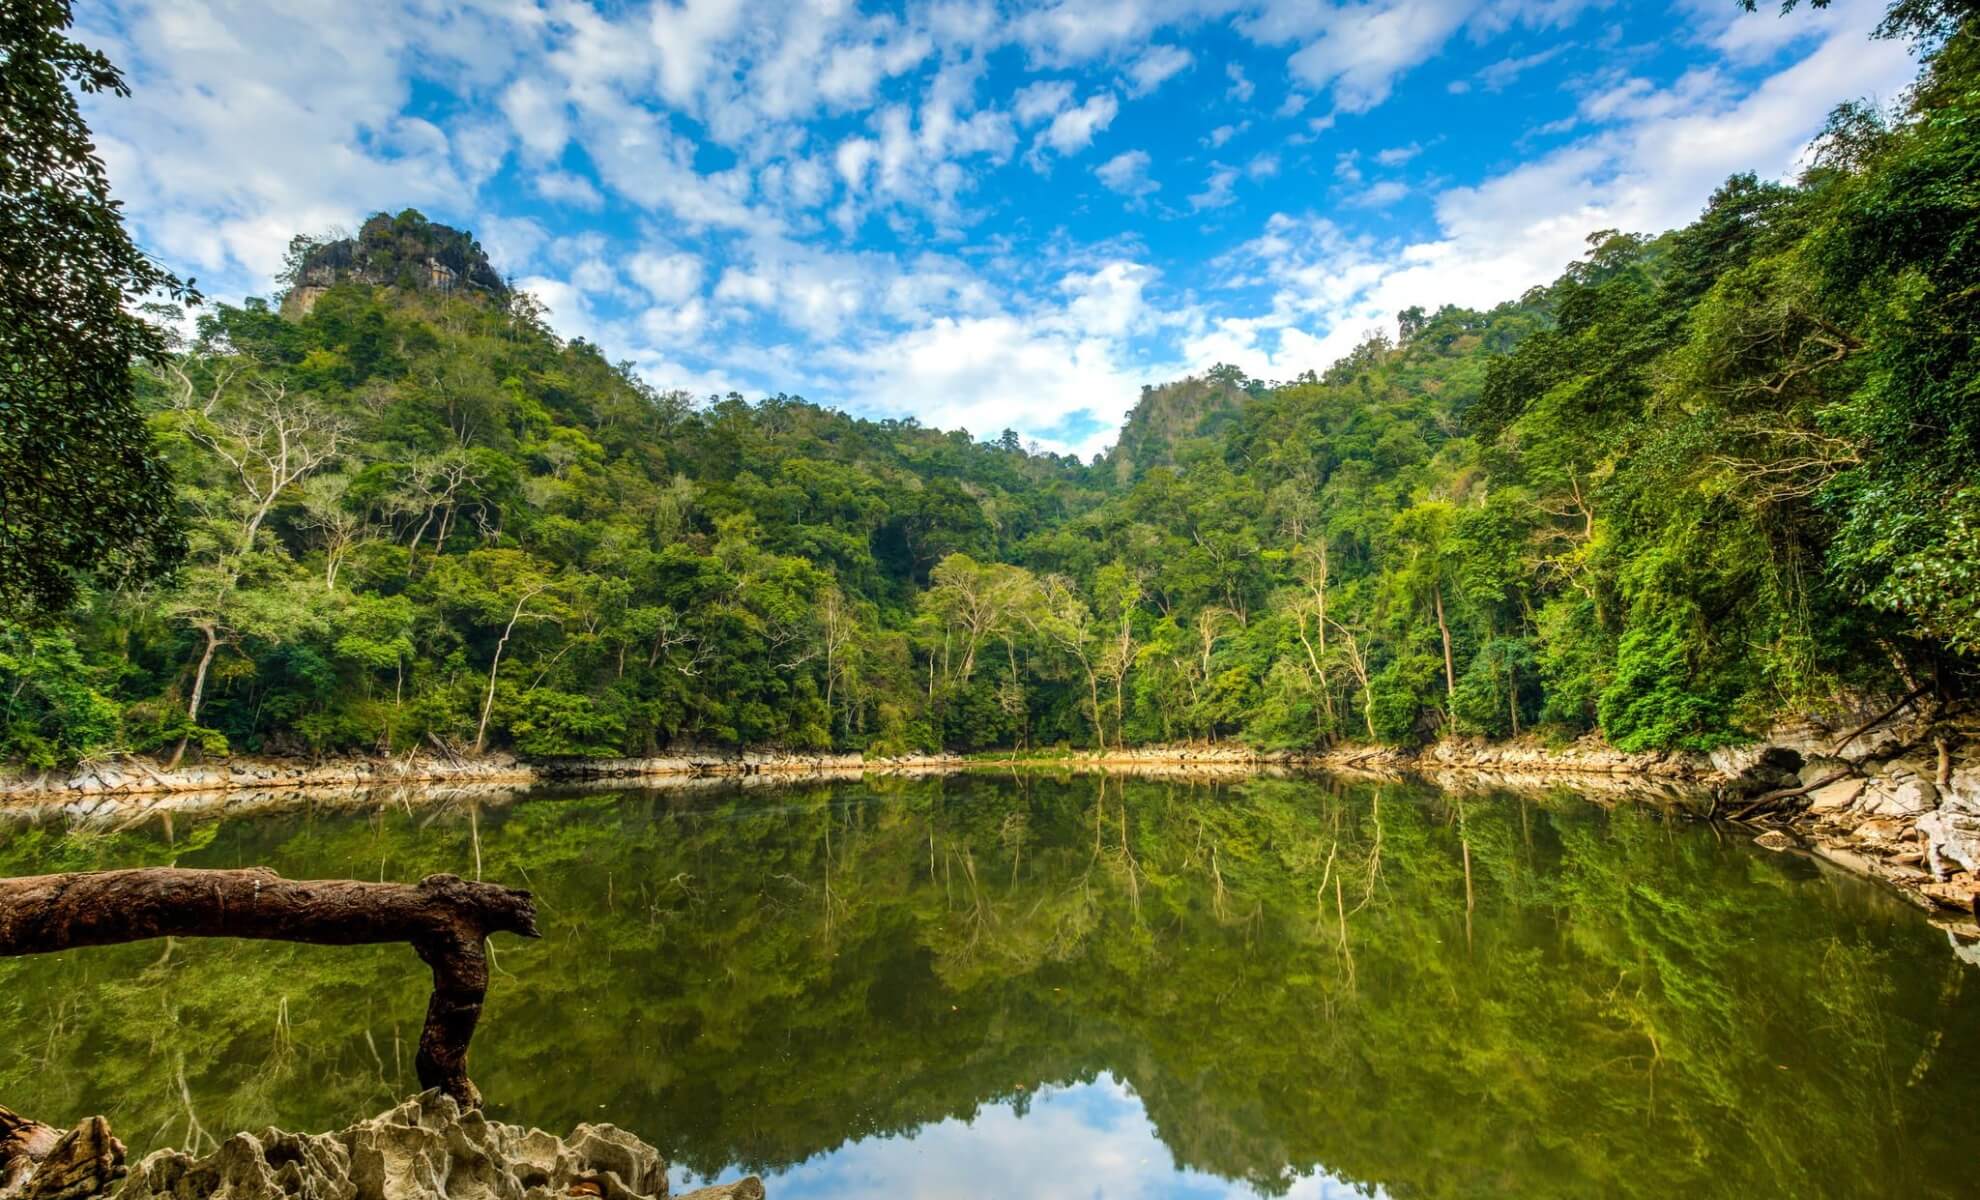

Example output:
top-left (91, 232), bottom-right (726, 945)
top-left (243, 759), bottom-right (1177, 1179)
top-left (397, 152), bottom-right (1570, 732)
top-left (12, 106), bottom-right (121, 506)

top-left (1025, 576), bottom-right (1107, 750)
top-left (1743, 0), bottom-right (1980, 44)
top-left (150, 381), bottom-right (344, 764)
top-left (431, 550), bottom-right (564, 755)
top-left (0, 0), bottom-right (198, 615)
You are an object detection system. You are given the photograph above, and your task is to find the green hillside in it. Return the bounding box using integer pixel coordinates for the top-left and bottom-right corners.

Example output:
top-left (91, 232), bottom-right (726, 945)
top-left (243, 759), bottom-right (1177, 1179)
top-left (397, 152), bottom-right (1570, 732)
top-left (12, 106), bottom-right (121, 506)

top-left (3, 7), bottom-right (1977, 765)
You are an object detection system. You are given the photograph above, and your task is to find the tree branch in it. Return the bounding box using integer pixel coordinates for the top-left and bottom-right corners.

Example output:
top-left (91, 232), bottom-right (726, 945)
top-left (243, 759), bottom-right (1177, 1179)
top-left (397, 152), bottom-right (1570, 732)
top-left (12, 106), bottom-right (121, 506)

top-left (0, 869), bottom-right (538, 1108)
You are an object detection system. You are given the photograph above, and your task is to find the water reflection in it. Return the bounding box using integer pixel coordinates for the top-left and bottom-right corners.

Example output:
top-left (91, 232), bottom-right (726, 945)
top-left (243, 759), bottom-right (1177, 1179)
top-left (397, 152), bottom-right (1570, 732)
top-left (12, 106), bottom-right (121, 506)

top-left (721, 1073), bottom-right (1378, 1200)
top-left (1, 773), bottom-right (1975, 1199)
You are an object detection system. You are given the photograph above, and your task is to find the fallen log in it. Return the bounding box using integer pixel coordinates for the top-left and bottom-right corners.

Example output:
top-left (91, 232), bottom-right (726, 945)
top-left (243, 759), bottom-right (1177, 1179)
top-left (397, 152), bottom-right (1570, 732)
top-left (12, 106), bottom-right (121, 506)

top-left (1728, 770), bottom-right (1855, 822)
top-left (0, 868), bottom-right (538, 1109)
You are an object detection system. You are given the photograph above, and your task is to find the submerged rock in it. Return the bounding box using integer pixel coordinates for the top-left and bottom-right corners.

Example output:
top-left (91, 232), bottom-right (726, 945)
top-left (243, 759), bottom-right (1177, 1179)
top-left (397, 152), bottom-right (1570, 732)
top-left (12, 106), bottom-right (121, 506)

top-left (120, 1091), bottom-right (759, 1200)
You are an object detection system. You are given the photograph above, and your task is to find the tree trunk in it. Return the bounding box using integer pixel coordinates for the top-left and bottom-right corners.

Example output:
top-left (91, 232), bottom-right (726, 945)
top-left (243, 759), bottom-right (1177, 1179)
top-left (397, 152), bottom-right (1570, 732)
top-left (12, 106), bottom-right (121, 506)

top-left (0, 869), bottom-right (538, 1109)
top-left (1434, 584), bottom-right (1457, 698)
top-left (475, 588), bottom-right (543, 755)
top-left (1508, 658), bottom-right (1521, 736)
top-left (165, 625), bottom-right (221, 770)
top-left (1086, 670), bottom-right (1106, 753)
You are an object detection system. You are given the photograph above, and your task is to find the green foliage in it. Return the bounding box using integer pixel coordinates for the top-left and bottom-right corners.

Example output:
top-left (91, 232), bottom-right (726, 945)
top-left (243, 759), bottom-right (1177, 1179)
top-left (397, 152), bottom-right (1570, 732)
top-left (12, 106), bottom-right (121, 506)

top-left (1597, 611), bottom-right (1734, 751)
top-left (0, 1), bottom-right (196, 615)
top-left (8, 4), bottom-right (1980, 762)
top-left (0, 624), bottom-right (121, 766)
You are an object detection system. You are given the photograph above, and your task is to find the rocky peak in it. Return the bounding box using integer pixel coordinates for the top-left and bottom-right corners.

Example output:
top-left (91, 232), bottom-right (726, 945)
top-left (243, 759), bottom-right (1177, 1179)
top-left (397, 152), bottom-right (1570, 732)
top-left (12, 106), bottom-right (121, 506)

top-left (280, 209), bottom-right (508, 317)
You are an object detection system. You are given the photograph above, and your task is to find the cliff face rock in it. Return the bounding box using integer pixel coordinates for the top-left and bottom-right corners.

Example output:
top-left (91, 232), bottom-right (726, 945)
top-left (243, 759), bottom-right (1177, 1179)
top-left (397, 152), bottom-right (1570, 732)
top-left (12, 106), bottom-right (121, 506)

top-left (120, 1091), bottom-right (762, 1200)
top-left (281, 210), bottom-right (508, 317)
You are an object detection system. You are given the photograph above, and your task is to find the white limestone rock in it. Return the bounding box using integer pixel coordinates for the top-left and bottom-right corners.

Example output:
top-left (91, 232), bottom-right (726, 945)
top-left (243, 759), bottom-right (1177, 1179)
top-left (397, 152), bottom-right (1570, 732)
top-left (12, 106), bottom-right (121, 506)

top-left (118, 1091), bottom-right (756, 1200)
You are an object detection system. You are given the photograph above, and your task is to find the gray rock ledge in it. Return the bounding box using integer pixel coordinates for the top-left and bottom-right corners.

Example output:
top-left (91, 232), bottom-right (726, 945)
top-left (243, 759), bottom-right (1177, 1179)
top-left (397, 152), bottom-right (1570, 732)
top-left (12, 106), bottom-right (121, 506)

top-left (119, 1090), bottom-right (762, 1200)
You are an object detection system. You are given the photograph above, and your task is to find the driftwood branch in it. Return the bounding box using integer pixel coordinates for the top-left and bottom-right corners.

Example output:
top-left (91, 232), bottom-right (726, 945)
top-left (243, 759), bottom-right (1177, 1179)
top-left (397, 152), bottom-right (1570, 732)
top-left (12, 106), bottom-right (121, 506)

top-left (0, 868), bottom-right (538, 1109)
top-left (1831, 685), bottom-right (1930, 755)
top-left (1730, 770), bottom-right (1854, 822)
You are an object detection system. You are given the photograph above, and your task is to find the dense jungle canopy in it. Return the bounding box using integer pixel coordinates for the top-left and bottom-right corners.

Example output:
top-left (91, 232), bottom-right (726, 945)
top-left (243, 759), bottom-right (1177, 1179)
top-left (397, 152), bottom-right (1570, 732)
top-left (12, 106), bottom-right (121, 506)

top-left (3, 1), bottom-right (1980, 765)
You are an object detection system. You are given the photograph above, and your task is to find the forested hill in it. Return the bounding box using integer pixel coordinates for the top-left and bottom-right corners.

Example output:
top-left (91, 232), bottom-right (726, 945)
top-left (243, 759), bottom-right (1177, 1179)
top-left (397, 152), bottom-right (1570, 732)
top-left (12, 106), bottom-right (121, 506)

top-left (3, 9), bottom-right (1977, 767)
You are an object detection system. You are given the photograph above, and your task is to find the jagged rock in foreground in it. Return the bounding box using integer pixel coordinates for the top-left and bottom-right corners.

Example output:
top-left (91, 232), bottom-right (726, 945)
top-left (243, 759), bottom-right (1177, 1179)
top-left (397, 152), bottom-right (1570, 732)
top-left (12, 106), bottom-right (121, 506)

top-left (119, 1091), bottom-right (762, 1200)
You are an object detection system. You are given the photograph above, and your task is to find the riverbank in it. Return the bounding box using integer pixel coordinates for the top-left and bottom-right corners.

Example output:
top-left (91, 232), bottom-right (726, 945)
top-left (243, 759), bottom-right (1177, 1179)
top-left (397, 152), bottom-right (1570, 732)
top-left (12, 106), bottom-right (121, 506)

top-left (0, 738), bottom-right (1701, 802)
top-left (4, 719), bottom-right (1974, 922)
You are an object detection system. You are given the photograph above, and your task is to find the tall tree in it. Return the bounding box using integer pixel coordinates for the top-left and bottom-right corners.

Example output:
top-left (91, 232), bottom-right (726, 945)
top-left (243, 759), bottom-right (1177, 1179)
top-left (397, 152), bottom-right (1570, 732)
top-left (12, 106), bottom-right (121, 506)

top-left (0, 0), bottom-right (197, 615)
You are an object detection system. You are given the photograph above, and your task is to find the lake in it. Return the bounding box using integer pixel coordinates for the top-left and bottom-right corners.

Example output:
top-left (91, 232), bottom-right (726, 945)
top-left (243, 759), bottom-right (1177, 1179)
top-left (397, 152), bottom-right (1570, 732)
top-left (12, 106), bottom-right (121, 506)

top-left (2, 772), bottom-right (1976, 1198)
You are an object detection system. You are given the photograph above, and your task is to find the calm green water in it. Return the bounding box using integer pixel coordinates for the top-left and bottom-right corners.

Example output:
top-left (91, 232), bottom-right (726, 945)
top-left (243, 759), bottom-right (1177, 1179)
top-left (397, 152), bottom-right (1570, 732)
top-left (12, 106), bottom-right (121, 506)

top-left (2, 774), bottom-right (1976, 1198)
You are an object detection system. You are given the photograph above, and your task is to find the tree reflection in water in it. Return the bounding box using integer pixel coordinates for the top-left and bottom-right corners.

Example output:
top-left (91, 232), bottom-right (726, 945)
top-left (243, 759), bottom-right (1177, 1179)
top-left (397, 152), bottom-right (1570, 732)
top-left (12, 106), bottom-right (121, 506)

top-left (2, 773), bottom-right (1975, 1199)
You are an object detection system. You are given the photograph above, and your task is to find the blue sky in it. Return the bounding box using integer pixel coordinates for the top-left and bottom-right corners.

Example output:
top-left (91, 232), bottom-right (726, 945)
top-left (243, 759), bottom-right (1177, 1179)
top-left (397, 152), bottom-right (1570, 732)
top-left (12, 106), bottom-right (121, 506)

top-left (80, 0), bottom-right (1916, 457)
top-left (677, 1072), bottom-right (1380, 1197)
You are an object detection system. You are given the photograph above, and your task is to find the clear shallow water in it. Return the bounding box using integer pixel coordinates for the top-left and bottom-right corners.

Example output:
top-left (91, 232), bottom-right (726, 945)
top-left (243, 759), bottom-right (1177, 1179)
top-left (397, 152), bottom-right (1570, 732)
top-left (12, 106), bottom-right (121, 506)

top-left (1, 773), bottom-right (1976, 1199)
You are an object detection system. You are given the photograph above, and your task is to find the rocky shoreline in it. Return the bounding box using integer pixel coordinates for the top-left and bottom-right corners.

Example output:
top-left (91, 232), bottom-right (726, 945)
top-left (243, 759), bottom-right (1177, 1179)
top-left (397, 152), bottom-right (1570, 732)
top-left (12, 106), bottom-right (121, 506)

top-left (1347, 720), bottom-right (1980, 925)
top-left (6, 1089), bottom-right (760, 1200)
top-left (4, 717), bottom-right (1975, 926)
top-left (0, 748), bottom-right (975, 803)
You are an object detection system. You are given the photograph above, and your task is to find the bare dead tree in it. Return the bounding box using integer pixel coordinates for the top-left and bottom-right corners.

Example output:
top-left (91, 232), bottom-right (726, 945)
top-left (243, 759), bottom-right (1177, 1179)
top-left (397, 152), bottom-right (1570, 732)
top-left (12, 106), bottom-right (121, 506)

top-left (184, 380), bottom-right (348, 556)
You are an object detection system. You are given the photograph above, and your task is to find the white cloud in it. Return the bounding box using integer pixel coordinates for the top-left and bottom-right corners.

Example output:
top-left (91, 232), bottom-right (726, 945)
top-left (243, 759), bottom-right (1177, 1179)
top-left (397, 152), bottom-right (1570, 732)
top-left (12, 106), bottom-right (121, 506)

top-left (1475, 44), bottom-right (1569, 91)
top-left (628, 251), bottom-right (706, 304)
top-left (1010, 0), bottom-right (1204, 62)
top-left (1031, 91), bottom-right (1120, 162)
top-left (1190, 164), bottom-right (1240, 210)
top-left (1125, 44), bottom-right (1194, 95)
top-left (1375, 141), bottom-right (1423, 167)
top-left (477, 216), bottom-right (549, 275)
top-left (1225, 62), bottom-right (1255, 101)
top-left (518, 273), bottom-right (612, 346)
top-left (1241, 0), bottom-right (1605, 116)
top-left (534, 170), bottom-right (604, 210)
top-left (835, 136), bottom-right (877, 188)
top-left (1096, 150), bottom-right (1160, 200)
top-left (1204, 121), bottom-right (1249, 149)
top-left (1014, 79), bottom-right (1075, 124)
top-left (1057, 260), bottom-right (1157, 337)
top-left (1349, 179), bottom-right (1410, 207)
top-left (647, 0), bottom-right (748, 106)
top-left (499, 76), bottom-right (570, 160)
top-left (834, 309), bottom-right (1148, 458)
top-left (1283, 0), bottom-right (1473, 113)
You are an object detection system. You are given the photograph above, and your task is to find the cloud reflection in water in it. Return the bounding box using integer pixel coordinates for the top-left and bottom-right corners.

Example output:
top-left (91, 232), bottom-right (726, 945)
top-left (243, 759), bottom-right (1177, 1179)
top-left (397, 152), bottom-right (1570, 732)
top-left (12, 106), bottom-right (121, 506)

top-left (671, 1073), bottom-right (1381, 1200)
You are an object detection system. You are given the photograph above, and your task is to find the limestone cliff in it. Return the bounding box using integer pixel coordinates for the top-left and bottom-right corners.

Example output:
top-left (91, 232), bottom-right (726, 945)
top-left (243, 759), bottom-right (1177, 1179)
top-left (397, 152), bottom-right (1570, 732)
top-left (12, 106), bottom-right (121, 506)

top-left (280, 209), bottom-right (508, 317)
